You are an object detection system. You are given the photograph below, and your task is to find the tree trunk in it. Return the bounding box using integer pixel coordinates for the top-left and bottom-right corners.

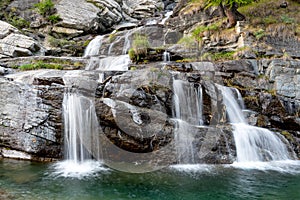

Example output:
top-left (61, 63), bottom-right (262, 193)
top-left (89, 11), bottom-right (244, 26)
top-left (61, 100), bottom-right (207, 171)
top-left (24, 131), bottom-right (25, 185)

top-left (223, 3), bottom-right (245, 28)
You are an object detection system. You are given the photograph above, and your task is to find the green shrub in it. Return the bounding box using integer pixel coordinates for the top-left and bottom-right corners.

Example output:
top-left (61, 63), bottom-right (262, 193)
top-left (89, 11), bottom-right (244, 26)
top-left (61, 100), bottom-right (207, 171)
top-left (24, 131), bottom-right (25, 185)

top-left (132, 33), bottom-right (150, 56)
top-left (34, 0), bottom-right (55, 16)
top-left (128, 48), bottom-right (136, 61)
top-left (48, 14), bottom-right (61, 24)
top-left (8, 16), bottom-right (30, 29)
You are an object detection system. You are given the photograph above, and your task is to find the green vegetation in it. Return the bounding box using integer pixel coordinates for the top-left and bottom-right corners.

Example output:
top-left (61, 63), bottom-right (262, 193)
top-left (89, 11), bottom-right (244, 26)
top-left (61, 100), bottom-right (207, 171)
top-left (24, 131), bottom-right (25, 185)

top-left (178, 22), bottom-right (222, 60)
top-left (281, 131), bottom-right (295, 141)
top-left (2, 5), bottom-right (30, 29)
top-left (33, 0), bottom-right (61, 24)
top-left (239, 0), bottom-right (300, 27)
top-left (47, 36), bottom-right (76, 48)
top-left (48, 14), bottom-right (61, 24)
top-left (128, 48), bottom-right (136, 61)
top-left (192, 23), bottom-right (220, 41)
top-left (267, 89), bottom-right (276, 96)
top-left (253, 29), bottom-right (265, 40)
top-left (0, 0), bottom-right (13, 18)
top-left (177, 36), bottom-right (197, 50)
top-left (7, 15), bottom-right (30, 29)
top-left (204, 0), bottom-right (254, 8)
top-left (208, 51), bottom-right (235, 61)
top-left (132, 33), bottom-right (150, 56)
top-left (18, 61), bottom-right (63, 71)
top-left (195, 0), bottom-right (255, 27)
top-left (109, 31), bottom-right (117, 43)
top-left (262, 16), bottom-right (278, 25)
top-left (281, 15), bottom-right (295, 24)
top-left (83, 39), bottom-right (92, 47)
top-left (34, 0), bottom-right (55, 16)
top-left (129, 66), bottom-right (137, 70)
top-left (178, 0), bottom-right (300, 62)
top-left (128, 33), bottom-right (150, 63)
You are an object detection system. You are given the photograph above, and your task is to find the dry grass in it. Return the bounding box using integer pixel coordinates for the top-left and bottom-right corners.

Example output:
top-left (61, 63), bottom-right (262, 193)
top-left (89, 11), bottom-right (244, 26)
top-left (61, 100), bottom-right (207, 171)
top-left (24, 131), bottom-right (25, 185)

top-left (239, 0), bottom-right (300, 27)
top-left (180, 0), bottom-right (206, 16)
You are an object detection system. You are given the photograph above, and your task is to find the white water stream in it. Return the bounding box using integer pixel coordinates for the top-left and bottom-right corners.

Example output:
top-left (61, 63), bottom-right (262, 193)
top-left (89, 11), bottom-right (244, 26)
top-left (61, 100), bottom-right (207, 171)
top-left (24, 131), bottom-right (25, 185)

top-left (173, 79), bottom-right (203, 164)
top-left (55, 89), bottom-right (104, 177)
top-left (218, 85), bottom-right (293, 162)
top-left (83, 35), bottom-right (104, 57)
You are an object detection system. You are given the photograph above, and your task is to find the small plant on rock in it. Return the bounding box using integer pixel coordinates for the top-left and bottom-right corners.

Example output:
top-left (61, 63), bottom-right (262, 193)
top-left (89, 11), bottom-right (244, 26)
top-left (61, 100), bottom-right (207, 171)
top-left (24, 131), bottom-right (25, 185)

top-left (128, 33), bottom-right (150, 63)
top-left (34, 0), bottom-right (55, 16)
top-left (48, 14), bottom-right (61, 24)
top-left (8, 15), bottom-right (30, 29)
top-left (132, 33), bottom-right (150, 56)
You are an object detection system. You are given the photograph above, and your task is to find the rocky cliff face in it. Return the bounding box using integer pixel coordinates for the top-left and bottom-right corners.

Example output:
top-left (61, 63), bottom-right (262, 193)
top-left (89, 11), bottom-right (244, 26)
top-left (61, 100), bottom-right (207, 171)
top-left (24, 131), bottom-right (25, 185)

top-left (1, 58), bottom-right (299, 162)
top-left (0, 0), bottom-right (299, 162)
top-left (0, 70), bottom-right (64, 161)
top-left (0, 21), bottom-right (43, 58)
top-left (0, 0), bottom-right (177, 57)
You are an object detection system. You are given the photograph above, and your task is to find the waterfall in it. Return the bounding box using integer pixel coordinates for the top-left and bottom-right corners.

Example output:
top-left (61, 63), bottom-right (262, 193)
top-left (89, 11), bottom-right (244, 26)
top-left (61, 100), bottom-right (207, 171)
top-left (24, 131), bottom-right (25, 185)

top-left (173, 79), bottom-right (203, 125)
top-left (63, 89), bottom-right (101, 163)
top-left (218, 85), bottom-right (292, 162)
top-left (84, 29), bottom-right (135, 71)
top-left (233, 88), bottom-right (245, 110)
top-left (163, 51), bottom-right (170, 62)
top-left (83, 35), bottom-right (104, 57)
top-left (174, 120), bottom-right (196, 164)
top-left (220, 86), bottom-right (246, 124)
top-left (160, 11), bottom-right (173, 25)
top-left (173, 79), bottom-right (203, 164)
top-left (85, 55), bottom-right (130, 71)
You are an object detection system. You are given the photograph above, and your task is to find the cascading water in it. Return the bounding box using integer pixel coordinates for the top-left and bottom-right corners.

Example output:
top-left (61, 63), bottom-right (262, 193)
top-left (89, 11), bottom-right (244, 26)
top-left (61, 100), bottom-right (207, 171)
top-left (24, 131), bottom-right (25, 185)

top-left (173, 79), bottom-right (203, 125)
top-left (63, 89), bottom-right (101, 162)
top-left (85, 55), bottom-right (130, 71)
top-left (218, 85), bottom-right (293, 163)
top-left (85, 28), bottom-right (138, 71)
top-left (160, 11), bottom-right (173, 25)
top-left (163, 51), bottom-right (170, 62)
top-left (173, 79), bottom-right (203, 164)
top-left (83, 35), bottom-right (104, 57)
top-left (53, 88), bottom-right (104, 177)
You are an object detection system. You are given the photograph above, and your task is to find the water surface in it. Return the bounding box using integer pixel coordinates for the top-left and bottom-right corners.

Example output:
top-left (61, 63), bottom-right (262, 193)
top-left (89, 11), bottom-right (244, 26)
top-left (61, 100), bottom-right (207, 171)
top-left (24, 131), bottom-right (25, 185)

top-left (1, 159), bottom-right (300, 200)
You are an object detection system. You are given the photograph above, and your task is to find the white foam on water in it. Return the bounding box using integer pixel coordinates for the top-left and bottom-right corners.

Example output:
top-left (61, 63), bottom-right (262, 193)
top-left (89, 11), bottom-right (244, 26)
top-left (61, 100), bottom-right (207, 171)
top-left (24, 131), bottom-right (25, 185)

top-left (169, 164), bottom-right (217, 173)
top-left (51, 160), bottom-right (109, 179)
top-left (170, 161), bottom-right (300, 174)
top-left (230, 160), bottom-right (300, 174)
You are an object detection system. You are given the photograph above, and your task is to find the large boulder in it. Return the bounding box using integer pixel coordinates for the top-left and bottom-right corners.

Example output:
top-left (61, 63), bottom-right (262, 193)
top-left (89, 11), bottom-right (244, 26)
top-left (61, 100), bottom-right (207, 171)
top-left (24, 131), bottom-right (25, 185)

top-left (122, 0), bottom-right (164, 19)
top-left (0, 70), bottom-right (65, 161)
top-left (265, 59), bottom-right (300, 99)
top-left (0, 21), bottom-right (42, 58)
top-left (0, 21), bottom-right (18, 39)
top-left (55, 0), bottom-right (123, 33)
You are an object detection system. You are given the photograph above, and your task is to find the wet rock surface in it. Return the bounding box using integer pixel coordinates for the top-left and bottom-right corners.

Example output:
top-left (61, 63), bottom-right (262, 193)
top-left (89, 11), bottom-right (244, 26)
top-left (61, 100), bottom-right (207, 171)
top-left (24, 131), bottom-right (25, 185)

top-left (0, 0), bottom-right (299, 163)
top-left (0, 71), bottom-right (64, 161)
top-left (0, 59), bottom-right (299, 162)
